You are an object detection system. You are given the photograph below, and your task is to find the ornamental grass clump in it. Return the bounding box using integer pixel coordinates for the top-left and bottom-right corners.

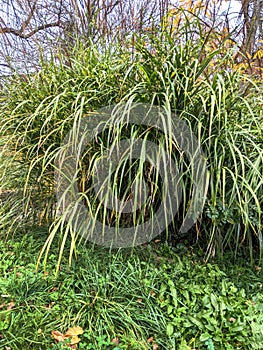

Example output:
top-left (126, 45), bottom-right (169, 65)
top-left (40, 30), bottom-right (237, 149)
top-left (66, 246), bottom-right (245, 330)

top-left (0, 26), bottom-right (262, 265)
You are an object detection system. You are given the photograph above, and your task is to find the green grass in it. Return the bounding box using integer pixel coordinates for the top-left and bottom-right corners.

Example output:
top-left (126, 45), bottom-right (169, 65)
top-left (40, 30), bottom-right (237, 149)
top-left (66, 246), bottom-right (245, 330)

top-left (1, 228), bottom-right (263, 349)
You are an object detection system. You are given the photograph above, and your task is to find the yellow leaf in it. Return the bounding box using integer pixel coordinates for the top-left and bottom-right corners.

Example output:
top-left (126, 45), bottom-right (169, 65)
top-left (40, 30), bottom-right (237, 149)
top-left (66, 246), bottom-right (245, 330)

top-left (65, 326), bottom-right (84, 337)
top-left (70, 335), bottom-right (81, 345)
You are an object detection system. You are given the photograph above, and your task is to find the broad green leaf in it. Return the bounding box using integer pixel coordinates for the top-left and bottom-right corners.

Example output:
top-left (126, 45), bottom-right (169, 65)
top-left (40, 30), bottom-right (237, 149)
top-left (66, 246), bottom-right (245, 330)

top-left (166, 323), bottom-right (174, 337)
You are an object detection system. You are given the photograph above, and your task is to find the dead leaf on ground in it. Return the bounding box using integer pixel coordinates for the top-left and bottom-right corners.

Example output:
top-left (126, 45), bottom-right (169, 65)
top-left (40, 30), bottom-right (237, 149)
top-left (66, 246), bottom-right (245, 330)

top-left (153, 344), bottom-right (159, 350)
top-left (112, 337), bottom-right (119, 345)
top-left (6, 301), bottom-right (15, 310)
top-left (51, 326), bottom-right (84, 348)
top-left (147, 336), bottom-right (154, 343)
top-left (51, 330), bottom-right (65, 342)
top-left (65, 326), bottom-right (84, 337)
top-left (69, 335), bottom-right (81, 345)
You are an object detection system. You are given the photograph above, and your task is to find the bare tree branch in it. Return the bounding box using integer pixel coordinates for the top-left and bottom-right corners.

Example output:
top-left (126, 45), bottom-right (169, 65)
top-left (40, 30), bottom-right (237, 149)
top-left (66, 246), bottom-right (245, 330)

top-left (21, 0), bottom-right (38, 31)
top-left (0, 21), bottom-right (61, 39)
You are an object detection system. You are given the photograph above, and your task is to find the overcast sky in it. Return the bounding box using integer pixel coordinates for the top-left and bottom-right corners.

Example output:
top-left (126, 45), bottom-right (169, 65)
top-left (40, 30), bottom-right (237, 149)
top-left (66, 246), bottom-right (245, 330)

top-left (221, 0), bottom-right (241, 18)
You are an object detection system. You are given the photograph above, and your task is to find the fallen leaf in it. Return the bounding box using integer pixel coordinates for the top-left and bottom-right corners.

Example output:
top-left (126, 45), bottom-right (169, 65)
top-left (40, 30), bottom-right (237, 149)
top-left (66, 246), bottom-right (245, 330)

top-left (137, 298), bottom-right (143, 303)
top-left (147, 336), bottom-right (154, 343)
top-left (6, 301), bottom-right (15, 310)
top-left (65, 326), bottom-right (84, 337)
top-left (51, 330), bottom-right (65, 342)
top-left (70, 335), bottom-right (81, 345)
top-left (229, 317), bottom-right (236, 323)
top-left (112, 337), bottom-right (119, 345)
top-left (153, 344), bottom-right (159, 350)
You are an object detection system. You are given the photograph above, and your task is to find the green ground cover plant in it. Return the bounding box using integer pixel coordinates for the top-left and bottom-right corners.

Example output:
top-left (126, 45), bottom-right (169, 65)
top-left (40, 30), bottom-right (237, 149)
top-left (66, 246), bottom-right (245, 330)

top-left (0, 229), bottom-right (263, 349)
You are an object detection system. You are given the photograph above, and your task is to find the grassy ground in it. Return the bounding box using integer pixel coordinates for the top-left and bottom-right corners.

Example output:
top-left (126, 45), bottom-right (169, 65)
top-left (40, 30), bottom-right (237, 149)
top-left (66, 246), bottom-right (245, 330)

top-left (0, 228), bottom-right (263, 350)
